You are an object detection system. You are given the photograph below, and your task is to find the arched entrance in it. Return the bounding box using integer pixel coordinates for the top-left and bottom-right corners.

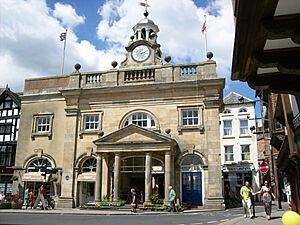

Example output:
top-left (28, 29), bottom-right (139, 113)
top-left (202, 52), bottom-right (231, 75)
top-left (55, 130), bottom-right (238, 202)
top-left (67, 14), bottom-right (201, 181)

top-left (77, 157), bottom-right (96, 205)
top-left (23, 157), bottom-right (55, 197)
top-left (181, 154), bottom-right (204, 206)
top-left (117, 156), bottom-right (164, 202)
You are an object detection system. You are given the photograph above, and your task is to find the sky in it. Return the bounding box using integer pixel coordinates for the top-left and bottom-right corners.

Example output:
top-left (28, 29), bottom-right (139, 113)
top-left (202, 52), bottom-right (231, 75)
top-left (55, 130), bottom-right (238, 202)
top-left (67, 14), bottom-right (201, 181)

top-left (0, 0), bottom-right (260, 108)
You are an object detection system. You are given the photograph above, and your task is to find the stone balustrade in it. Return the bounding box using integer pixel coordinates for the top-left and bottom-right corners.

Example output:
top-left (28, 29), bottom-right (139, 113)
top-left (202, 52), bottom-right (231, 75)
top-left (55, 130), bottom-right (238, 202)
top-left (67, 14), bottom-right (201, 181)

top-left (23, 60), bottom-right (217, 93)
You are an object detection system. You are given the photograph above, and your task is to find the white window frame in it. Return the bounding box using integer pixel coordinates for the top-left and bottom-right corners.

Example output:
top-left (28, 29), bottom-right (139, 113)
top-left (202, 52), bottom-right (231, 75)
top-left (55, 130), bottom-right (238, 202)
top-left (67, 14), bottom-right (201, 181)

top-left (224, 145), bottom-right (234, 162)
top-left (239, 119), bottom-right (249, 135)
top-left (223, 120), bottom-right (232, 136)
top-left (123, 112), bottom-right (156, 128)
top-left (79, 110), bottom-right (103, 137)
top-left (177, 106), bottom-right (204, 132)
top-left (31, 113), bottom-right (54, 139)
top-left (84, 114), bottom-right (99, 131)
top-left (241, 145), bottom-right (251, 161)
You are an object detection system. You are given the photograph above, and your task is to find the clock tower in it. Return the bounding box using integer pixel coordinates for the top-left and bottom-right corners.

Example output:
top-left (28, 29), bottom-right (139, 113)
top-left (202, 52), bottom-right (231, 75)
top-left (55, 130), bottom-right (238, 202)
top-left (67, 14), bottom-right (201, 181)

top-left (120, 6), bottom-right (162, 68)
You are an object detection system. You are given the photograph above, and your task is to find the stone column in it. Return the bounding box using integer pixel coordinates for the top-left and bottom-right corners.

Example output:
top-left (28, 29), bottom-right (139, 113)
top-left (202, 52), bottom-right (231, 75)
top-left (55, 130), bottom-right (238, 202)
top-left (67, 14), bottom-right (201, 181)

top-left (146, 28), bottom-right (150, 40)
top-left (113, 153), bottom-right (120, 201)
top-left (145, 152), bottom-right (152, 203)
top-left (164, 151), bottom-right (171, 203)
top-left (58, 108), bottom-right (79, 208)
top-left (101, 154), bottom-right (109, 200)
top-left (95, 155), bottom-right (102, 203)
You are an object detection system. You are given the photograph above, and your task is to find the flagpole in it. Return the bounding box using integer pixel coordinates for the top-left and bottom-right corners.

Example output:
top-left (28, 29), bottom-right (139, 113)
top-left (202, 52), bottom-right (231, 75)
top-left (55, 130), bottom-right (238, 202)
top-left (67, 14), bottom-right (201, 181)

top-left (204, 15), bottom-right (208, 58)
top-left (61, 29), bottom-right (67, 76)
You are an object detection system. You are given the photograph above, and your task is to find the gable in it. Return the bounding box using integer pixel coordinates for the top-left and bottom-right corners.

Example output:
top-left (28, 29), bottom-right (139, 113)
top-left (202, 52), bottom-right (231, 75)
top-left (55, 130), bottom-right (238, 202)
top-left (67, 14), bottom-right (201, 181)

top-left (94, 124), bottom-right (174, 145)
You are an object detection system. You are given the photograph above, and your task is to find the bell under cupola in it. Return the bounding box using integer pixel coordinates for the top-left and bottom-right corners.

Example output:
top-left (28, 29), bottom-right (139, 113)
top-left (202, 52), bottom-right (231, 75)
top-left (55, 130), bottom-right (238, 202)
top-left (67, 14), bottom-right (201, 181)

top-left (120, 1), bottom-right (162, 68)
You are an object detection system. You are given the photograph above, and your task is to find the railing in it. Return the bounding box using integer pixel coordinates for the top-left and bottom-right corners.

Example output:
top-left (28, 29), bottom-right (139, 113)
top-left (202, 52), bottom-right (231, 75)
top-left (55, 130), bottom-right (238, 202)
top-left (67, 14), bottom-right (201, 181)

top-left (124, 69), bottom-right (155, 82)
top-left (180, 65), bottom-right (199, 76)
top-left (86, 73), bottom-right (101, 84)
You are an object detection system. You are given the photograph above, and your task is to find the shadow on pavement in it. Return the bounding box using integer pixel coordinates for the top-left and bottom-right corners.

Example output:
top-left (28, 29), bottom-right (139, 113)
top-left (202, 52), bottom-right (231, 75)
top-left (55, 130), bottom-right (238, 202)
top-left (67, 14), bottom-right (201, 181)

top-left (270, 216), bottom-right (282, 220)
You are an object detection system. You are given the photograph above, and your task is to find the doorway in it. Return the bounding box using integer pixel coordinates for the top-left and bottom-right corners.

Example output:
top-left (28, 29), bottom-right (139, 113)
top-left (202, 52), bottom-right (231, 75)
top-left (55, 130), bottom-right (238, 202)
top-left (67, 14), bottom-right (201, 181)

top-left (182, 172), bottom-right (203, 205)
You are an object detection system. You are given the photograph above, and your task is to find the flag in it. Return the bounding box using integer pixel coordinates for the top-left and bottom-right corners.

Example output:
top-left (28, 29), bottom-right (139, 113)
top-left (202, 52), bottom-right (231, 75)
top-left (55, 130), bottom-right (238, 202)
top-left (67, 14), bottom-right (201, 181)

top-left (201, 21), bottom-right (206, 34)
top-left (60, 32), bottom-right (67, 41)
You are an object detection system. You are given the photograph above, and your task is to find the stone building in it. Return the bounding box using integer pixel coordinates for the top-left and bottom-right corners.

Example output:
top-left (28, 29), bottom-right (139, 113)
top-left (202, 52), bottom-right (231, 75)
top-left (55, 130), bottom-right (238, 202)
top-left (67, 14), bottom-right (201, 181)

top-left (13, 10), bottom-right (225, 208)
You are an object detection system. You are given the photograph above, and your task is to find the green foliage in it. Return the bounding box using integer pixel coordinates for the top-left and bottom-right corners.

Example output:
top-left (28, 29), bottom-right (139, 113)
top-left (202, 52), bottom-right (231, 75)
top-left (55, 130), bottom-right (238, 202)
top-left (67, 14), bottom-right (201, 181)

top-left (150, 193), bottom-right (163, 204)
top-left (0, 202), bottom-right (12, 209)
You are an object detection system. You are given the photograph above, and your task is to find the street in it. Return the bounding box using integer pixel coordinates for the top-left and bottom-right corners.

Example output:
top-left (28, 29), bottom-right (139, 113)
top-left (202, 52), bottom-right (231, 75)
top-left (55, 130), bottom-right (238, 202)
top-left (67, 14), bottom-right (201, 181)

top-left (0, 206), bottom-right (271, 225)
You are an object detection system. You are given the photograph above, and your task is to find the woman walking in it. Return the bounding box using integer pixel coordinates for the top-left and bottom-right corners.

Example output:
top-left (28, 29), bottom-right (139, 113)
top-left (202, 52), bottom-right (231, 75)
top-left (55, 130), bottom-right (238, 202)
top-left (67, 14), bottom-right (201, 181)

top-left (254, 181), bottom-right (276, 220)
top-left (130, 188), bottom-right (138, 213)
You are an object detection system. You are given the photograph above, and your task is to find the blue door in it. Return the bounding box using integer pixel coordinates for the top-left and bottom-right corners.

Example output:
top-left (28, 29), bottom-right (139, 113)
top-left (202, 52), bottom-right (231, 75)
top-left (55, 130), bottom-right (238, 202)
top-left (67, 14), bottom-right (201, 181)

top-left (182, 172), bottom-right (202, 205)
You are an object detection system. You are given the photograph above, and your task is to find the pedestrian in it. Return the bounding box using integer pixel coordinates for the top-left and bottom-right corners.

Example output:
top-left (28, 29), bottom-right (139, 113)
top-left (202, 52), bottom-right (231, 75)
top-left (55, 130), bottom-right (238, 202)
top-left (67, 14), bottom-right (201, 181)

top-left (254, 180), bottom-right (276, 220)
top-left (240, 181), bottom-right (254, 219)
top-left (285, 182), bottom-right (291, 208)
top-left (27, 191), bottom-right (34, 209)
top-left (168, 186), bottom-right (176, 212)
top-left (0, 191), bottom-right (5, 201)
top-left (33, 184), bottom-right (47, 209)
top-left (23, 188), bottom-right (29, 208)
top-left (130, 188), bottom-right (138, 212)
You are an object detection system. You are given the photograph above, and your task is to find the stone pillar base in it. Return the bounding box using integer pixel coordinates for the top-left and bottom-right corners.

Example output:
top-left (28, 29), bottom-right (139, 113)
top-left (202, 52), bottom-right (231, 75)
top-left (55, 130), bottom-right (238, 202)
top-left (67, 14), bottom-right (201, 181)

top-left (204, 197), bottom-right (225, 210)
top-left (57, 197), bottom-right (74, 208)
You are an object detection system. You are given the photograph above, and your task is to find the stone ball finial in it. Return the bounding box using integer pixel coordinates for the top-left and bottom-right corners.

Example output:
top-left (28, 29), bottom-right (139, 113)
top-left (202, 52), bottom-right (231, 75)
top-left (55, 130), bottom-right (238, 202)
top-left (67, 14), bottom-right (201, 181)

top-left (165, 128), bottom-right (171, 134)
top-left (130, 35), bottom-right (134, 40)
top-left (207, 52), bottom-right (213, 60)
top-left (98, 131), bottom-right (104, 137)
top-left (111, 61), bottom-right (118, 68)
top-left (74, 63), bottom-right (81, 71)
top-left (165, 56), bottom-right (171, 63)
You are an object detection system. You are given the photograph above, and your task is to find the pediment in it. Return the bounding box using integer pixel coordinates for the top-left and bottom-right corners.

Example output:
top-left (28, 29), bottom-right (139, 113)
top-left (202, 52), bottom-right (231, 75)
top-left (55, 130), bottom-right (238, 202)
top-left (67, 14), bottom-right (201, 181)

top-left (94, 124), bottom-right (174, 145)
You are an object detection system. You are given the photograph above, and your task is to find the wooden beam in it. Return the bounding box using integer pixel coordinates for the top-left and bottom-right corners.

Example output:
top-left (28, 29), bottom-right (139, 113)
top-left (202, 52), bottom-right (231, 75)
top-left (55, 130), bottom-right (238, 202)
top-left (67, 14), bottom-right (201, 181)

top-left (255, 47), bottom-right (300, 72)
top-left (263, 13), bottom-right (300, 43)
top-left (247, 72), bottom-right (300, 95)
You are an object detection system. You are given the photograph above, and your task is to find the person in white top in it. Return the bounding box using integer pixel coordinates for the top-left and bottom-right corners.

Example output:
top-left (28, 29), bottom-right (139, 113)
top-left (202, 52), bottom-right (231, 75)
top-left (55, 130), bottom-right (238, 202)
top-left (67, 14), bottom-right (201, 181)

top-left (254, 181), bottom-right (276, 220)
top-left (0, 191), bottom-right (5, 201)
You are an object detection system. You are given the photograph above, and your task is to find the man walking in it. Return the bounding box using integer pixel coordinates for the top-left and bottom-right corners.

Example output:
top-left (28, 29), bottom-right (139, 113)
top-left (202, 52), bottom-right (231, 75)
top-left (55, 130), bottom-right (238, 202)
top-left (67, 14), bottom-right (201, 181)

top-left (168, 186), bottom-right (176, 212)
top-left (240, 181), bottom-right (253, 218)
top-left (33, 184), bottom-right (47, 210)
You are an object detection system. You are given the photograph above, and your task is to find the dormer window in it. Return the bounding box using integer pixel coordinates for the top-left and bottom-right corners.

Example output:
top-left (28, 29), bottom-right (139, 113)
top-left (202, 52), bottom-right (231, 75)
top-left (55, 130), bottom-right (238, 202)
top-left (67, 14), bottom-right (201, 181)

top-left (239, 108), bottom-right (247, 113)
top-left (223, 109), bottom-right (231, 114)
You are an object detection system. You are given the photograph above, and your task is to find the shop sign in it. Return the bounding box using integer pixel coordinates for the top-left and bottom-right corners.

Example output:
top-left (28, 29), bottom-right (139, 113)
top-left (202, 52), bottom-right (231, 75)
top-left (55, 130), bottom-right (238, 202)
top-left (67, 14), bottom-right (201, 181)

top-left (223, 166), bottom-right (252, 172)
top-left (77, 172), bottom-right (96, 182)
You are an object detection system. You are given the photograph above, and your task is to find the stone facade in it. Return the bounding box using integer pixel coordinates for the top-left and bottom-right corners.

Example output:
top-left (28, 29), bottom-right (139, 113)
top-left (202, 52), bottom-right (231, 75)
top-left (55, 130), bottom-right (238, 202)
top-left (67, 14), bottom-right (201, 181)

top-left (13, 12), bottom-right (225, 209)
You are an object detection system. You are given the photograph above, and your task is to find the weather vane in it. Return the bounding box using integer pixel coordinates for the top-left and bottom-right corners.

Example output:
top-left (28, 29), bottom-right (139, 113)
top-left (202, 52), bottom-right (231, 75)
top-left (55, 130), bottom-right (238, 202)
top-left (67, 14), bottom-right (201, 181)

top-left (139, 0), bottom-right (150, 17)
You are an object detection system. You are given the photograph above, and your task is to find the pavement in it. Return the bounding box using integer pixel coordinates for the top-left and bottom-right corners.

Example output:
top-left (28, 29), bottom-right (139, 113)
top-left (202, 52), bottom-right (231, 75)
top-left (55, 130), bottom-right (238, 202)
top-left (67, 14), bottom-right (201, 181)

top-left (220, 204), bottom-right (288, 225)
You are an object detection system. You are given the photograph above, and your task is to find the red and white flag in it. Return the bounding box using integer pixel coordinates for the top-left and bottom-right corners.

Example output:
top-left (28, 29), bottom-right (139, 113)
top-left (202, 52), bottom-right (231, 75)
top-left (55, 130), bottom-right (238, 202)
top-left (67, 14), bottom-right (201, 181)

top-left (201, 21), bottom-right (206, 34)
top-left (60, 32), bottom-right (67, 41)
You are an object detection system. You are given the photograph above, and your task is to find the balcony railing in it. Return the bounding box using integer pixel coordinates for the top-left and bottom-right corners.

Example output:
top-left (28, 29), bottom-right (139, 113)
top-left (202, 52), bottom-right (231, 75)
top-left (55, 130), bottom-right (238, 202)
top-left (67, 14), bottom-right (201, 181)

top-left (86, 73), bottom-right (102, 84)
top-left (180, 65), bottom-right (199, 76)
top-left (124, 69), bottom-right (155, 82)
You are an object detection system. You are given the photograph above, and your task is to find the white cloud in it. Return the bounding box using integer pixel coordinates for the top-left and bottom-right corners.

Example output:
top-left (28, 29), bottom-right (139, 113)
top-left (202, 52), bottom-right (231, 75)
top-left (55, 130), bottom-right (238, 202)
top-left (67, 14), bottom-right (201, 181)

top-left (96, 0), bottom-right (235, 79)
top-left (0, 0), bottom-right (123, 91)
top-left (53, 2), bottom-right (85, 28)
top-left (0, 0), bottom-right (235, 92)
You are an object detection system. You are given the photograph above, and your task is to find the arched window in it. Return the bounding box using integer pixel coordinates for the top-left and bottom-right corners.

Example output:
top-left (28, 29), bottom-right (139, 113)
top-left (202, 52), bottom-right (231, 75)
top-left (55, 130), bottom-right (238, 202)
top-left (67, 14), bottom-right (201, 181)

top-left (223, 109), bottom-right (231, 114)
top-left (181, 155), bottom-right (203, 172)
top-left (27, 158), bottom-right (52, 172)
top-left (239, 108), bottom-right (247, 113)
top-left (81, 158), bottom-right (96, 173)
top-left (123, 112), bottom-right (156, 128)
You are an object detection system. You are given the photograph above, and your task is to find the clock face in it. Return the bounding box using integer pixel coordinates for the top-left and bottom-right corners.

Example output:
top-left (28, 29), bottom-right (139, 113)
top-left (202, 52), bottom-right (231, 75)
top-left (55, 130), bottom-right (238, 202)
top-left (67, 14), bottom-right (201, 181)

top-left (132, 45), bottom-right (150, 62)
